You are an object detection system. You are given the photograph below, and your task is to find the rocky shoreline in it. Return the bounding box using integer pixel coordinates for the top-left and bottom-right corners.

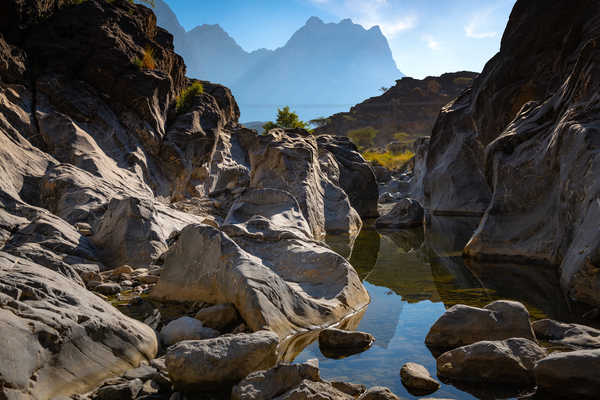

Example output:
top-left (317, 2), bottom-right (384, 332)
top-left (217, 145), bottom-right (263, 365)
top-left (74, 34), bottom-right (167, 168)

top-left (1, 0), bottom-right (600, 399)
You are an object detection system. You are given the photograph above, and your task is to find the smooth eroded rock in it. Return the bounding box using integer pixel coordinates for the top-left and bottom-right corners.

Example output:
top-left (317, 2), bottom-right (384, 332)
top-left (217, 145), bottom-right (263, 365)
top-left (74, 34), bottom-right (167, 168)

top-left (436, 338), bottom-right (546, 385)
top-left (357, 386), bottom-right (400, 400)
top-left (425, 300), bottom-right (535, 352)
top-left (534, 349), bottom-right (600, 399)
top-left (231, 359), bottom-right (320, 400)
top-left (375, 198), bottom-right (424, 229)
top-left (318, 328), bottom-right (374, 358)
top-left (532, 319), bottom-right (600, 349)
top-left (165, 330), bottom-right (279, 390)
top-left (160, 316), bottom-right (219, 347)
top-left (0, 252), bottom-right (157, 399)
top-left (399, 362), bottom-right (440, 395)
top-left (195, 303), bottom-right (241, 331)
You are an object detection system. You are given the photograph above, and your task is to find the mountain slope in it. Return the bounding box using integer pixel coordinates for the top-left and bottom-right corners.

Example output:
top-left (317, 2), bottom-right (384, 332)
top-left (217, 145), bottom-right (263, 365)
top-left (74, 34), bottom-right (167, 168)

top-left (232, 17), bottom-right (403, 122)
top-left (150, 2), bottom-right (403, 121)
top-left (315, 71), bottom-right (477, 145)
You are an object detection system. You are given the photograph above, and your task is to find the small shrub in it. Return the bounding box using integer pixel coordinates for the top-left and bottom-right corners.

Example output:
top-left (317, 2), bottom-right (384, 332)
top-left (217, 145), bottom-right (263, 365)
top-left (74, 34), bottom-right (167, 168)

top-left (175, 81), bottom-right (204, 114)
top-left (347, 127), bottom-right (378, 150)
top-left (133, 45), bottom-right (156, 70)
top-left (363, 150), bottom-right (415, 170)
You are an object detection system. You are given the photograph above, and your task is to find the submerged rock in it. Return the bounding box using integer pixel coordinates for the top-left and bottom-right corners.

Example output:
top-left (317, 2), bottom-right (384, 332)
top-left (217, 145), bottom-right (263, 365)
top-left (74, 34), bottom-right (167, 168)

top-left (425, 300), bottom-right (535, 352)
top-left (165, 330), bottom-right (279, 390)
top-left (375, 198), bottom-right (424, 229)
top-left (318, 328), bottom-right (374, 358)
top-left (436, 338), bottom-right (546, 385)
top-left (534, 349), bottom-right (600, 399)
top-left (532, 319), bottom-right (600, 349)
top-left (399, 362), bottom-right (440, 395)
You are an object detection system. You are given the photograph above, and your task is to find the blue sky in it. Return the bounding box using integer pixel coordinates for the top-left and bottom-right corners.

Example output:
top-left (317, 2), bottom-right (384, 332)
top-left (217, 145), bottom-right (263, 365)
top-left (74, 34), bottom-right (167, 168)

top-left (164, 0), bottom-right (516, 78)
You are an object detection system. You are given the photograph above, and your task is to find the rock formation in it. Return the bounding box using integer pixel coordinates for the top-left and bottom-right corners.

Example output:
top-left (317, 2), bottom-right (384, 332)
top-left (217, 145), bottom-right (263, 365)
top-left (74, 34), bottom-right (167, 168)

top-left (421, 0), bottom-right (600, 308)
top-left (0, 0), bottom-right (373, 397)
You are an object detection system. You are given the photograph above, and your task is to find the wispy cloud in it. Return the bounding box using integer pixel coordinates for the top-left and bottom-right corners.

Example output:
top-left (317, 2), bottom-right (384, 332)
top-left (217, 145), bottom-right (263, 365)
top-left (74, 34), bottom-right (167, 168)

top-left (308, 0), bottom-right (417, 38)
top-left (422, 34), bottom-right (440, 50)
top-left (464, 7), bottom-right (500, 39)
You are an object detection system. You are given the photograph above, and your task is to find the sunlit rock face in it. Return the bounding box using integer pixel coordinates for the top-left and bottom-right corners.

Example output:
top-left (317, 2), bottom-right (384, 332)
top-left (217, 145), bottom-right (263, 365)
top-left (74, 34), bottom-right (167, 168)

top-left (424, 0), bottom-right (600, 307)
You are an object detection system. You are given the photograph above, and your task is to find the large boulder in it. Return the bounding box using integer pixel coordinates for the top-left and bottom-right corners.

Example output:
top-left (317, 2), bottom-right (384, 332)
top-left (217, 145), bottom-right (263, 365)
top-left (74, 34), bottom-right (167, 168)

top-left (0, 252), bottom-right (157, 399)
top-left (534, 349), bottom-right (600, 399)
top-left (425, 300), bottom-right (535, 352)
top-left (165, 330), bottom-right (279, 390)
top-left (152, 219), bottom-right (369, 338)
top-left (436, 338), bottom-right (546, 385)
top-left (375, 198), bottom-right (424, 229)
top-left (317, 135), bottom-right (379, 218)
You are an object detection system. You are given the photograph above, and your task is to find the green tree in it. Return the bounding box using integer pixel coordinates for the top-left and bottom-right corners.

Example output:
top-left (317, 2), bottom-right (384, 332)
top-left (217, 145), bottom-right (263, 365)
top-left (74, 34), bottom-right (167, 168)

top-left (347, 127), bottom-right (378, 150)
top-left (263, 106), bottom-right (308, 132)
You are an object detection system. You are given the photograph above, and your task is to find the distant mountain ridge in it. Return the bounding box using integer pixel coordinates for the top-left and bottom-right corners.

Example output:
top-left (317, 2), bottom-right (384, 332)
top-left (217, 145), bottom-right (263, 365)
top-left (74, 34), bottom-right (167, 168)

top-left (150, 0), bottom-right (403, 122)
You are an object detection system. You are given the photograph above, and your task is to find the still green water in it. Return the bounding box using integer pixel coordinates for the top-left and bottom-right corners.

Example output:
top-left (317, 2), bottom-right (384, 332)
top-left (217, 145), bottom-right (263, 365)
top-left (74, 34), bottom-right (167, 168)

top-left (294, 216), bottom-right (571, 399)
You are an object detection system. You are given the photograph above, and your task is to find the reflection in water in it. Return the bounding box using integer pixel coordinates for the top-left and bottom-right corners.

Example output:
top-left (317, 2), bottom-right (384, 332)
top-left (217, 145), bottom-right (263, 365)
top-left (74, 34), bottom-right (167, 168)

top-left (293, 216), bottom-right (572, 400)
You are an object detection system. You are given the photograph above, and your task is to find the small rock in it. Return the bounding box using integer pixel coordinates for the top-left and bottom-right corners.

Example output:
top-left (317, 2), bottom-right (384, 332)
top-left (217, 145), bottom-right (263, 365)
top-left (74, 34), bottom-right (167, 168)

top-left (120, 280), bottom-right (133, 287)
top-left (160, 316), bottom-right (219, 346)
top-left (399, 362), bottom-right (440, 395)
top-left (86, 280), bottom-right (103, 289)
top-left (201, 217), bottom-right (219, 228)
top-left (111, 265), bottom-right (134, 277)
top-left (425, 300), bottom-right (535, 352)
top-left (92, 378), bottom-right (143, 400)
top-left (166, 330), bottom-right (279, 390)
top-left (140, 379), bottom-right (161, 396)
top-left (319, 328), bottom-right (374, 357)
top-left (232, 323), bottom-right (248, 334)
top-left (330, 381), bottom-right (366, 397)
top-left (94, 283), bottom-right (121, 295)
top-left (80, 270), bottom-right (102, 283)
top-left (231, 359), bottom-right (320, 400)
top-left (532, 319), bottom-right (600, 349)
top-left (534, 348), bottom-right (600, 399)
top-left (132, 268), bottom-right (149, 275)
top-left (75, 222), bottom-right (94, 236)
top-left (137, 274), bottom-right (160, 284)
top-left (375, 198), bottom-right (424, 229)
top-left (357, 386), bottom-right (400, 400)
top-left (436, 338), bottom-right (546, 385)
top-left (195, 303), bottom-right (240, 331)
top-left (277, 381), bottom-right (353, 400)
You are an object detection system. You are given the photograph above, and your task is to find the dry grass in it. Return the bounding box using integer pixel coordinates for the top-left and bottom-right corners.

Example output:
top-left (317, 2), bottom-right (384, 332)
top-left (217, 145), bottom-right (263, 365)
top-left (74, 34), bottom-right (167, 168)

top-left (133, 45), bottom-right (156, 70)
top-left (363, 150), bottom-right (415, 170)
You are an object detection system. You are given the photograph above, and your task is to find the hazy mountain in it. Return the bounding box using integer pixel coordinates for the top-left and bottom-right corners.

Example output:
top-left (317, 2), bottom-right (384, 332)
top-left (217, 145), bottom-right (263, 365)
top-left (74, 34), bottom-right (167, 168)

top-left (150, 1), bottom-right (403, 122)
